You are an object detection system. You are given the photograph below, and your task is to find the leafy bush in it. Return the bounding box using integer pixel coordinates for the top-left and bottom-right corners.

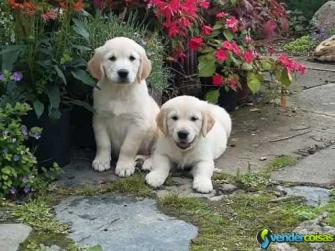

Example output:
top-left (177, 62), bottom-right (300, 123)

top-left (0, 102), bottom-right (40, 196)
top-left (0, 101), bottom-right (62, 197)
top-left (72, 13), bottom-right (169, 92)
top-left (0, 1), bottom-right (14, 45)
top-left (283, 0), bottom-right (328, 20)
top-left (283, 36), bottom-right (313, 54)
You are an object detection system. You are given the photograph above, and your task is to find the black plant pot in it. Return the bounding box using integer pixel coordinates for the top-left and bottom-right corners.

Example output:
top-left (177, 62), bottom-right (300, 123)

top-left (70, 106), bottom-right (96, 150)
top-left (23, 108), bottom-right (72, 167)
top-left (218, 88), bottom-right (238, 112)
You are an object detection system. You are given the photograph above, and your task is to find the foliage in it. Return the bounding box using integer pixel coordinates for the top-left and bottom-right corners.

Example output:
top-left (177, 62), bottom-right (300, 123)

top-left (192, 11), bottom-right (305, 98)
top-left (0, 102), bottom-right (39, 196)
top-left (283, 0), bottom-right (328, 20)
top-left (0, 0), bottom-right (93, 119)
top-left (0, 1), bottom-right (14, 45)
top-left (72, 13), bottom-right (170, 92)
top-left (284, 36), bottom-right (313, 55)
top-left (0, 101), bottom-right (63, 197)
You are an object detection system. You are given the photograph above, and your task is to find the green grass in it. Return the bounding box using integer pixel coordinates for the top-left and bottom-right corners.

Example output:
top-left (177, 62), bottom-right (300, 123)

top-left (158, 192), bottom-right (319, 251)
top-left (266, 155), bottom-right (298, 172)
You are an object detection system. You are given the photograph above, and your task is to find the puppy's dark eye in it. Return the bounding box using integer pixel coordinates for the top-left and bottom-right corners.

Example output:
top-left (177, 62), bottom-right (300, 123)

top-left (129, 55), bottom-right (136, 61)
top-left (171, 115), bottom-right (178, 121)
top-left (191, 116), bottom-right (198, 122)
top-left (109, 56), bottom-right (116, 61)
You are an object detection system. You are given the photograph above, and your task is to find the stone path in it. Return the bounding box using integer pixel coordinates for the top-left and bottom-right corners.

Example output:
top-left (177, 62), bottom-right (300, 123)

top-left (0, 224), bottom-right (32, 251)
top-left (55, 195), bottom-right (197, 251)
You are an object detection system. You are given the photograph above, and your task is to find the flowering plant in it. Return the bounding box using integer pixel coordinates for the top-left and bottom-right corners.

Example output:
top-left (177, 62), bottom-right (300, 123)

top-left (0, 0), bottom-right (94, 119)
top-left (188, 10), bottom-right (305, 106)
top-left (0, 102), bottom-right (42, 197)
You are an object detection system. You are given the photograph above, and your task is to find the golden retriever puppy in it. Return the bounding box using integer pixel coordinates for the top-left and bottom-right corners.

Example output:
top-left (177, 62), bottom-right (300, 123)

top-left (145, 96), bottom-right (231, 193)
top-left (88, 37), bottom-right (159, 177)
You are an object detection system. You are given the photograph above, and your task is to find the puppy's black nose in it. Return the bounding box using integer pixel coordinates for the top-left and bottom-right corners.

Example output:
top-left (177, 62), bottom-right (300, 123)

top-left (177, 130), bottom-right (189, 140)
top-left (117, 69), bottom-right (129, 79)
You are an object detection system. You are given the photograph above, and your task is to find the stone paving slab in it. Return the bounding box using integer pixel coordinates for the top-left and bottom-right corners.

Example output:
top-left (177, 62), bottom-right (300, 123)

top-left (297, 83), bottom-right (335, 116)
top-left (0, 224), bottom-right (32, 251)
top-left (54, 195), bottom-right (198, 251)
top-left (271, 147), bottom-right (335, 188)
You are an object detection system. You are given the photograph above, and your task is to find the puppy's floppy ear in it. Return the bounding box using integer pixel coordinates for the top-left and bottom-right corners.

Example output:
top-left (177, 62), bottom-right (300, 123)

top-left (201, 110), bottom-right (215, 137)
top-left (156, 108), bottom-right (168, 136)
top-left (87, 47), bottom-right (105, 80)
top-left (137, 52), bottom-right (152, 83)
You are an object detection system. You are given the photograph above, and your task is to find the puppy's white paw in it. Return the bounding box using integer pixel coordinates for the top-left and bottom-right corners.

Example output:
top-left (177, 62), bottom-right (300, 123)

top-left (193, 177), bottom-right (213, 194)
top-left (145, 171), bottom-right (167, 188)
top-left (92, 157), bottom-right (111, 172)
top-left (142, 158), bottom-right (153, 171)
top-left (115, 160), bottom-right (135, 177)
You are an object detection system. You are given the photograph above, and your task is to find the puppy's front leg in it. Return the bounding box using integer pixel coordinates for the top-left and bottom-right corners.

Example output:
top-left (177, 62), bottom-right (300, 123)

top-left (92, 117), bottom-right (111, 172)
top-left (115, 128), bottom-right (144, 177)
top-left (145, 154), bottom-right (171, 188)
top-left (192, 160), bottom-right (215, 193)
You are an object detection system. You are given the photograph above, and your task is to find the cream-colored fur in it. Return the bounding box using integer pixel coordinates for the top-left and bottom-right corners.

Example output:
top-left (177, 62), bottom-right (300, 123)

top-left (88, 37), bottom-right (159, 177)
top-left (314, 35), bottom-right (335, 62)
top-left (145, 96), bottom-right (231, 193)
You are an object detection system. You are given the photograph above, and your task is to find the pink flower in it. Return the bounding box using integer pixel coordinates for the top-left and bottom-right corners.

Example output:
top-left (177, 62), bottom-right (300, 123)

top-left (278, 54), bottom-right (306, 74)
top-left (212, 74), bottom-right (224, 87)
top-left (199, 1), bottom-right (209, 9)
top-left (243, 50), bottom-right (254, 64)
top-left (202, 25), bottom-right (213, 36)
top-left (215, 49), bottom-right (228, 62)
top-left (172, 48), bottom-right (187, 61)
top-left (216, 11), bottom-right (228, 19)
top-left (244, 35), bottom-right (252, 44)
top-left (222, 41), bottom-right (241, 56)
top-left (189, 37), bottom-right (204, 51)
top-left (226, 16), bottom-right (239, 32)
top-left (229, 79), bottom-right (238, 90)
top-left (41, 9), bottom-right (58, 21)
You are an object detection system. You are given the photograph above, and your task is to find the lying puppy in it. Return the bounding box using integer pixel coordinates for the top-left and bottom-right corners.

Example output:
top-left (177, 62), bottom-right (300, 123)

top-left (88, 37), bottom-right (159, 177)
top-left (145, 96), bottom-right (231, 193)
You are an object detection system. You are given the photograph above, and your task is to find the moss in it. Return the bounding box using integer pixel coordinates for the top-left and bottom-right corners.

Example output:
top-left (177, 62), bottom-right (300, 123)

top-left (108, 173), bottom-right (153, 197)
top-left (158, 192), bottom-right (322, 251)
top-left (266, 155), bottom-right (298, 172)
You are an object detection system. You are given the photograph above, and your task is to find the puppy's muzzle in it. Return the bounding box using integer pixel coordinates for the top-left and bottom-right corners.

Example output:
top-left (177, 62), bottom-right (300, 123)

top-left (177, 130), bottom-right (189, 140)
top-left (117, 69), bottom-right (129, 82)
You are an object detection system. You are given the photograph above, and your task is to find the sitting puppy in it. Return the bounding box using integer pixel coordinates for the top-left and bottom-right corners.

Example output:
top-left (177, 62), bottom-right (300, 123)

top-left (88, 37), bottom-right (159, 177)
top-left (145, 96), bottom-right (231, 193)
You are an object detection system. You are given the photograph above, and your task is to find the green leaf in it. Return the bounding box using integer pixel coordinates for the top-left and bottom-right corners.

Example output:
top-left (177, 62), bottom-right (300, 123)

top-left (279, 69), bottom-right (292, 87)
top-left (45, 86), bottom-right (61, 109)
top-left (205, 89), bottom-right (220, 104)
top-left (213, 23), bottom-right (224, 30)
top-left (223, 30), bottom-right (234, 41)
top-left (247, 72), bottom-right (263, 93)
top-left (72, 45), bottom-right (92, 52)
top-left (54, 66), bottom-right (67, 85)
top-left (33, 100), bottom-right (45, 118)
top-left (0, 45), bottom-right (25, 71)
top-left (72, 18), bottom-right (89, 41)
top-left (48, 108), bottom-right (61, 121)
top-left (198, 54), bottom-right (216, 77)
top-left (230, 0), bottom-right (237, 5)
top-left (87, 245), bottom-right (103, 251)
top-left (71, 69), bottom-right (96, 87)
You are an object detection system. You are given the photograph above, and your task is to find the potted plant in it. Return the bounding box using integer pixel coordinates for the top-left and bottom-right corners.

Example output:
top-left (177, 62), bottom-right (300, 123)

top-left (0, 0), bottom-right (95, 166)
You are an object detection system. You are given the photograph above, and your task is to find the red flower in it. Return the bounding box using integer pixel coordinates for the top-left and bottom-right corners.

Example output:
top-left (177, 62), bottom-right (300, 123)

top-left (172, 48), bottom-right (187, 61)
top-left (41, 9), bottom-right (58, 21)
top-left (216, 11), bottom-right (228, 19)
top-left (199, 1), bottom-right (209, 9)
top-left (226, 16), bottom-right (238, 32)
top-left (222, 41), bottom-right (241, 56)
top-left (189, 37), bottom-right (204, 51)
top-left (229, 79), bottom-right (238, 90)
top-left (278, 54), bottom-right (306, 74)
top-left (243, 50), bottom-right (254, 64)
top-left (201, 25), bottom-right (212, 36)
top-left (215, 49), bottom-right (228, 62)
top-left (212, 74), bottom-right (224, 87)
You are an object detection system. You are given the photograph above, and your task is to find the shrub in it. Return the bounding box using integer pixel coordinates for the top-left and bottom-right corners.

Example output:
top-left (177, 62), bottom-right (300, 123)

top-left (283, 35), bottom-right (313, 55)
top-left (72, 13), bottom-right (170, 92)
top-left (283, 0), bottom-right (328, 20)
top-left (0, 102), bottom-right (41, 197)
